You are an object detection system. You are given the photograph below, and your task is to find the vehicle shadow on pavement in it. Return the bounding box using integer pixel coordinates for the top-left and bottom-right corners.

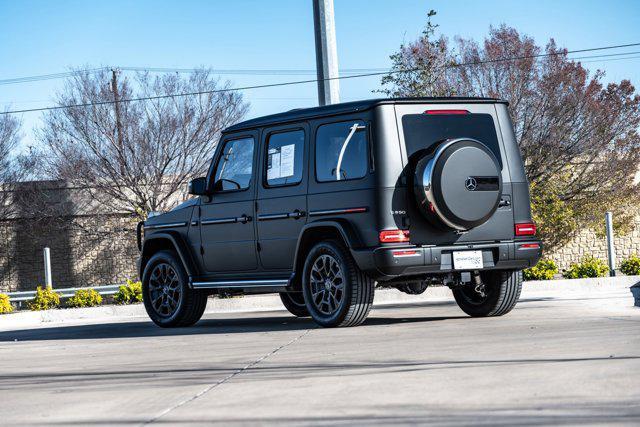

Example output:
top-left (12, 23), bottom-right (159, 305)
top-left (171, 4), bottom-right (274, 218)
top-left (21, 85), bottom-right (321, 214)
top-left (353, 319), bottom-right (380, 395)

top-left (0, 311), bottom-right (467, 342)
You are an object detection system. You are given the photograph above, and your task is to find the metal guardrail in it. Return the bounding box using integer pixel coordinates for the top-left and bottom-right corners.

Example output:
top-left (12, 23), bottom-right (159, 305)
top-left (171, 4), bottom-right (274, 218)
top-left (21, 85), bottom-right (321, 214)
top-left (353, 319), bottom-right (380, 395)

top-left (6, 285), bottom-right (122, 302)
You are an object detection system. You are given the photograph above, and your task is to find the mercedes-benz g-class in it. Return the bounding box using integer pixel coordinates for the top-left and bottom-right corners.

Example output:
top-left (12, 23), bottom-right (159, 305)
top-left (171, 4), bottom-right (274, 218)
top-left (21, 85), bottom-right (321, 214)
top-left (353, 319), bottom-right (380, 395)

top-left (137, 98), bottom-right (542, 328)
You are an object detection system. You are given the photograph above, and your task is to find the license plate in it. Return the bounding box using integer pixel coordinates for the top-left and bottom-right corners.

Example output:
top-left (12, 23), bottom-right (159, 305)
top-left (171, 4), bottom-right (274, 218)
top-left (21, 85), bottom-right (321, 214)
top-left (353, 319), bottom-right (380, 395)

top-left (453, 250), bottom-right (483, 270)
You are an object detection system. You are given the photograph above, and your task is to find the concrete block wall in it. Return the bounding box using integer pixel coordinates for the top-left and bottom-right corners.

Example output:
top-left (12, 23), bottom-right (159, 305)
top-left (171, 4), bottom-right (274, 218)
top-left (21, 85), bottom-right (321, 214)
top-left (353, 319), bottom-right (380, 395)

top-left (0, 215), bottom-right (138, 293)
top-left (546, 216), bottom-right (640, 271)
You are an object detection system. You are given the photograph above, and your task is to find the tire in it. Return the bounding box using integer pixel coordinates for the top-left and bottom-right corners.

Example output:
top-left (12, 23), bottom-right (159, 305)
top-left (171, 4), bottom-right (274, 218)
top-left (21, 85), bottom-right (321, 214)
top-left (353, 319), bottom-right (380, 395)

top-left (142, 250), bottom-right (208, 327)
top-left (279, 292), bottom-right (310, 317)
top-left (453, 270), bottom-right (522, 317)
top-left (397, 281), bottom-right (429, 295)
top-left (302, 240), bottom-right (375, 327)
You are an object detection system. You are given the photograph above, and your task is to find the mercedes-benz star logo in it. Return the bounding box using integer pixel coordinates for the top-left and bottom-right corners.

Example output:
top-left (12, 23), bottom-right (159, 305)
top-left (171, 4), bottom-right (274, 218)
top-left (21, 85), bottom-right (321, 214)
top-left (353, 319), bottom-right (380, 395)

top-left (465, 177), bottom-right (477, 191)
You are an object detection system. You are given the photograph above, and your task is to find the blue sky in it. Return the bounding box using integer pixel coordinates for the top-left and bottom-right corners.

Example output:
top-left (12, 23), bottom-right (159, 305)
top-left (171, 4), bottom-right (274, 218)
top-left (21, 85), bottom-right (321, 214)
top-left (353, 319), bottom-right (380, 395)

top-left (1, 0), bottom-right (639, 147)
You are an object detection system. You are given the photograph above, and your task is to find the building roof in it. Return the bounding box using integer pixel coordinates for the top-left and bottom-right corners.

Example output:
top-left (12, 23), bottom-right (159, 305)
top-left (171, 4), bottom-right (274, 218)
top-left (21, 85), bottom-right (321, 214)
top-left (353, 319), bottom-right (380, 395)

top-left (223, 97), bottom-right (507, 133)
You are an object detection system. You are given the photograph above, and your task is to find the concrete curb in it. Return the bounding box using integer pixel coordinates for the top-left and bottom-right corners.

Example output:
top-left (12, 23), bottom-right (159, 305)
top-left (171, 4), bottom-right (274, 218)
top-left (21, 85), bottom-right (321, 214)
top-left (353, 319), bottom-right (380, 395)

top-left (1, 276), bottom-right (638, 331)
top-left (523, 275), bottom-right (640, 293)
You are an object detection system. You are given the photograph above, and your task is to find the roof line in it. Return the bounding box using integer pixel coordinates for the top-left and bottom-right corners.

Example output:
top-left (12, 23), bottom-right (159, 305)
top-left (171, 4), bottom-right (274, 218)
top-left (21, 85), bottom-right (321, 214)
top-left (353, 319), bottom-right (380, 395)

top-left (223, 97), bottom-right (506, 133)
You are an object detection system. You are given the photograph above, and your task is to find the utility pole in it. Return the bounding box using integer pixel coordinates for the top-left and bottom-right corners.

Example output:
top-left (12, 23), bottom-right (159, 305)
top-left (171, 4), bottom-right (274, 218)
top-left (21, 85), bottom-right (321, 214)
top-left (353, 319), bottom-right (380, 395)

top-left (312, 0), bottom-right (340, 106)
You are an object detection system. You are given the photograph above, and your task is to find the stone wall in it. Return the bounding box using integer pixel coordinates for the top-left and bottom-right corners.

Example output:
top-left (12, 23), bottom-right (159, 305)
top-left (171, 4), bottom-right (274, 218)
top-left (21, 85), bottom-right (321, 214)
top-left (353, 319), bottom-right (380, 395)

top-left (546, 215), bottom-right (640, 271)
top-left (0, 214), bottom-right (138, 293)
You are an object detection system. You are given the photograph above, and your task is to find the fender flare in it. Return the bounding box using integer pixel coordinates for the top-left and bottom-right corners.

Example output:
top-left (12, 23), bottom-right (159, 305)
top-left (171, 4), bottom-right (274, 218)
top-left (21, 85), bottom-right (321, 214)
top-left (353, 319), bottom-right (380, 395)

top-left (289, 219), bottom-right (362, 288)
top-left (140, 231), bottom-right (199, 279)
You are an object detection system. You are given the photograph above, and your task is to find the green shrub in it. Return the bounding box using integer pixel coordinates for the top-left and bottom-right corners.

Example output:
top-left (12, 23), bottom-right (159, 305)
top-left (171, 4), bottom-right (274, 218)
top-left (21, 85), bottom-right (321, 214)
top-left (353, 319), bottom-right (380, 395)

top-left (113, 279), bottom-right (143, 305)
top-left (66, 289), bottom-right (103, 308)
top-left (27, 287), bottom-right (61, 311)
top-left (523, 259), bottom-right (558, 281)
top-left (0, 294), bottom-right (13, 314)
top-left (563, 255), bottom-right (609, 279)
top-left (620, 254), bottom-right (640, 276)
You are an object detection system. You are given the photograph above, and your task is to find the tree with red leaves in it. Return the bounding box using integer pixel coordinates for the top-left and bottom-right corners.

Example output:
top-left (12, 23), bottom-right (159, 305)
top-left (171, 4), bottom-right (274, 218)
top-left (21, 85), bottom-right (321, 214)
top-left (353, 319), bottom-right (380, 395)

top-left (381, 14), bottom-right (640, 250)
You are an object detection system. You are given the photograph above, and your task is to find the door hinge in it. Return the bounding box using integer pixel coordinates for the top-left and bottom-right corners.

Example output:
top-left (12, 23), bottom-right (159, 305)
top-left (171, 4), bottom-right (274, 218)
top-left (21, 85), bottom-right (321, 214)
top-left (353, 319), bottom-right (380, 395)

top-left (255, 201), bottom-right (259, 212)
top-left (200, 246), bottom-right (204, 255)
top-left (256, 242), bottom-right (261, 252)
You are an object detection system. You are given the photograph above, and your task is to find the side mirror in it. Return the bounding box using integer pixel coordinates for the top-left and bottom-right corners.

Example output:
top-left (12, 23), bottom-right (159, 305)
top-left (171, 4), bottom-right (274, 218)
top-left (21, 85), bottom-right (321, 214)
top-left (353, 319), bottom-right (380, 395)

top-left (188, 177), bottom-right (208, 196)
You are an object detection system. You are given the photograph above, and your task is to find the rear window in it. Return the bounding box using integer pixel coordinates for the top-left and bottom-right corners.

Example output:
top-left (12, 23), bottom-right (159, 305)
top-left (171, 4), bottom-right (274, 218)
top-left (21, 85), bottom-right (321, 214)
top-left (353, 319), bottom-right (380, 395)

top-left (401, 113), bottom-right (502, 167)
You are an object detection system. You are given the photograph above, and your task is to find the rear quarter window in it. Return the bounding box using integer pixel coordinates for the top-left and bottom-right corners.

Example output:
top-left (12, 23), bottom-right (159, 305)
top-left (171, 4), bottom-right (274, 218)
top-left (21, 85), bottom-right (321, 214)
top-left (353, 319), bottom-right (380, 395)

top-left (401, 113), bottom-right (502, 167)
top-left (315, 120), bottom-right (368, 182)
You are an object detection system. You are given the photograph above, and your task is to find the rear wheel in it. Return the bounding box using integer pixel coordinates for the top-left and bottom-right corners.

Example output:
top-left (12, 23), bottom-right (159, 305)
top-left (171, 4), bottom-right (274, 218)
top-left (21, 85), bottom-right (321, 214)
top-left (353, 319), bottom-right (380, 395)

top-left (453, 270), bottom-right (522, 317)
top-left (397, 281), bottom-right (429, 295)
top-left (142, 250), bottom-right (208, 327)
top-left (302, 240), bottom-right (374, 327)
top-left (279, 292), bottom-right (310, 317)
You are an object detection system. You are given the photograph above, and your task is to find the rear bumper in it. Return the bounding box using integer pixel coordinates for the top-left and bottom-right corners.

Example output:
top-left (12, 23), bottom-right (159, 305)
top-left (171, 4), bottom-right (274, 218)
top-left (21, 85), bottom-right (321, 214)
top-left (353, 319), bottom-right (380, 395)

top-left (351, 240), bottom-right (542, 282)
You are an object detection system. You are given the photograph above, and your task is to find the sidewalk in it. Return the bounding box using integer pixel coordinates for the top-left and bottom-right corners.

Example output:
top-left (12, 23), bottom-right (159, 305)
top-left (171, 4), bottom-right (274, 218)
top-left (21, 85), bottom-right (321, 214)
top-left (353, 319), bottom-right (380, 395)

top-left (1, 276), bottom-right (638, 331)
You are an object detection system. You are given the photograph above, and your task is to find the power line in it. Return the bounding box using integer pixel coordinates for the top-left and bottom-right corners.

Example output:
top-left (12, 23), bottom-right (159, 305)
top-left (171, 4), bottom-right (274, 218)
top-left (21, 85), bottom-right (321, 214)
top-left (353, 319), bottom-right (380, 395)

top-left (119, 49), bottom-right (640, 75)
top-left (0, 67), bottom-right (109, 86)
top-left (2, 43), bottom-right (640, 87)
top-left (2, 49), bottom-right (640, 87)
top-left (1, 41), bottom-right (640, 116)
top-left (4, 51), bottom-right (639, 106)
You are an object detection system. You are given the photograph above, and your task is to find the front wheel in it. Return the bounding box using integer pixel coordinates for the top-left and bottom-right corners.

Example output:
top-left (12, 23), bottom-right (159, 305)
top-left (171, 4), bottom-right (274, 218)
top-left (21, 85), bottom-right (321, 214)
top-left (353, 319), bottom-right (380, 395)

top-left (142, 250), bottom-right (208, 327)
top-left (279, 292), bottom-right (310, 317)
top-left (453, 270), bottom-right (522, 317)
top-left (302, 240), bottom-right (374, 327)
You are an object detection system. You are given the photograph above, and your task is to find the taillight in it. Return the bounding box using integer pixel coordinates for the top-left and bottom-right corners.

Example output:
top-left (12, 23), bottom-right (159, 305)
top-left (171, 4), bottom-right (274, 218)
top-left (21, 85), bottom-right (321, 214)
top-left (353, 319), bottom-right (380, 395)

top-left (379, 229), bottom-right (410, 243)
top-left (519, 243), bottom-right (540, 250)
top-left (515, 222), bottom-right (537, 236)
top-left (392, 249), bottom-right (420, 257)
top-left (424, 109), bottom-right (470, 115)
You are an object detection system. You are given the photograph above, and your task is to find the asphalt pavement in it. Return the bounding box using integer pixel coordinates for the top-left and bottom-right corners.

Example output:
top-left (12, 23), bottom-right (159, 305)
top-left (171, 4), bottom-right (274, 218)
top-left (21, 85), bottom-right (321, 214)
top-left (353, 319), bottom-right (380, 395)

top-left (1, 286), bottom-right (639, 426)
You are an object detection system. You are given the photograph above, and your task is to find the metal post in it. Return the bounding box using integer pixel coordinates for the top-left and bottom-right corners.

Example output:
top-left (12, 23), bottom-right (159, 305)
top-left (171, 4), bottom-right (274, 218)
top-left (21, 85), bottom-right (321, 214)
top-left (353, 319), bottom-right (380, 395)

top-left (43, 247), bottom-right (53, 289)
top-left (605, 212), bottom-right (616, 277)
top-left (312, 0), bottom-right (340, 106)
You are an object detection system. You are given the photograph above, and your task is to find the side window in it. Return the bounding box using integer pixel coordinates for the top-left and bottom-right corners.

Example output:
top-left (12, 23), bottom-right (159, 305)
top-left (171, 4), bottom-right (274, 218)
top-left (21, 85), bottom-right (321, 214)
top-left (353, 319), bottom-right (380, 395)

top-left (315, 120), bottom-right (368, 182)
top-left (265, 129), bottom-right (304, 187)
top-left (212, 137), bottom-right (254, 191)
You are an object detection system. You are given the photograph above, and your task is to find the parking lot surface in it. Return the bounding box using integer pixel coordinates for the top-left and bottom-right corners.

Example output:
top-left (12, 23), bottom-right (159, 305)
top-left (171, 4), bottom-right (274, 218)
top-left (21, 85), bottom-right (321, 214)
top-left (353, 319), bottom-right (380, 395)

top-left (1, 287), bottom-right (639, 426)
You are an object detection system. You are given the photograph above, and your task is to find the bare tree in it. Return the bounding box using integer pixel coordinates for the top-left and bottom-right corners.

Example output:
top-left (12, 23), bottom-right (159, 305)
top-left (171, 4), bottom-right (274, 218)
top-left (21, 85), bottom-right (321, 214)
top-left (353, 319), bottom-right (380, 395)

top-left (380, 20), bottom-right (640, 250)
top-left (39, 68), bottom-right (248, 219)
top-left (0, 113), bottom-right (28, 220)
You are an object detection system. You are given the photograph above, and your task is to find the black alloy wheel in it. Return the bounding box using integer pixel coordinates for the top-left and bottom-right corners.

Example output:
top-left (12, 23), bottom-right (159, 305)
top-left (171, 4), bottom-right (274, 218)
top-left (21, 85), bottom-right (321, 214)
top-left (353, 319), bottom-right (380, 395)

top-left (452, 270), bottom-right (522, 317)
top-left (142, 250), bottom-right (208, 327)
top-left (309, 254), bottom-right (345, 316)
top-left (147, 262), bottom-right (182, 317)
top-left (302, 240), bottom-right (374, 328)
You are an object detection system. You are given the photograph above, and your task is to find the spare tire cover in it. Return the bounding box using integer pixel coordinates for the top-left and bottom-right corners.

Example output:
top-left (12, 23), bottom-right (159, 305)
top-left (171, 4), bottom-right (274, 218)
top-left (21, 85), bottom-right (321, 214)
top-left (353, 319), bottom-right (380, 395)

top-left (414, 138), bottom-right (502, 231)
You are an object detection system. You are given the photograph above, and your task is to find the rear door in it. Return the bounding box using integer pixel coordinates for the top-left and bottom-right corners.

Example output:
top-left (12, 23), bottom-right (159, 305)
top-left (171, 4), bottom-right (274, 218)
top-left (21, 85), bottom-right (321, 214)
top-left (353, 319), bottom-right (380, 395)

top-left (394, 103), bottom-right (515, 245)
top-left (256, 124), bottom-right (309, 270)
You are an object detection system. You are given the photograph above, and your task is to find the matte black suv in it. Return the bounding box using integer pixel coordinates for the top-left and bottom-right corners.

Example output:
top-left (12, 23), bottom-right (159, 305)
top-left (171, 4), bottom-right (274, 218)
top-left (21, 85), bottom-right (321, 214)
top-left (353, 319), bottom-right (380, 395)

top-left (137, 98), bottom-right (542, 328)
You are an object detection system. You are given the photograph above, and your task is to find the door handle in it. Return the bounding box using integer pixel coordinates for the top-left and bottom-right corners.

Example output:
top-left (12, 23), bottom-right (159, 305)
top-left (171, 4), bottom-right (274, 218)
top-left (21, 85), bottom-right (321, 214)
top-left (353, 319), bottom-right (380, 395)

top-left (288, 210), bottom-right (306, 219)
top-left (237, 214), bottom-right (252, 224)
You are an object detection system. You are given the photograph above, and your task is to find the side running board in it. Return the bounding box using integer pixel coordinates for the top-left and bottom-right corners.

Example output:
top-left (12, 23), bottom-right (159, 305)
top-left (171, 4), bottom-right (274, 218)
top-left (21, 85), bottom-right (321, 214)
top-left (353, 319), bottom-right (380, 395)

top-left (191, 279), bottom-right (288, 290)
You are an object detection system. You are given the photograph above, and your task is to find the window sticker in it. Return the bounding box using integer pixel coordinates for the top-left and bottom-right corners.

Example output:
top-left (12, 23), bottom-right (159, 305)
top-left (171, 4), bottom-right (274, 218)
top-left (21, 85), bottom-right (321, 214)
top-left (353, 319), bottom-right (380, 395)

top-left (267, 148), bottom-right (281, 180)
top-left (280, 144), bottom-right (295, 178)
top-left (267, 144), bottom-right (295, 180)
